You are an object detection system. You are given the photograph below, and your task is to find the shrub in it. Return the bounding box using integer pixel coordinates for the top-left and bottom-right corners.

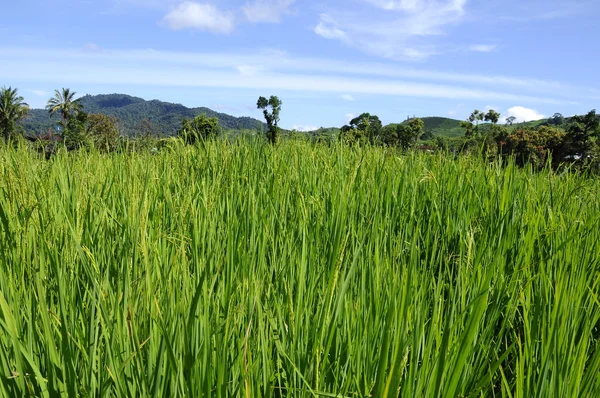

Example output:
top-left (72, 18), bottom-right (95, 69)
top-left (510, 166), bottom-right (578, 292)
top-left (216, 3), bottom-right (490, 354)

top-left (178, 114), bottom-right (220, 144)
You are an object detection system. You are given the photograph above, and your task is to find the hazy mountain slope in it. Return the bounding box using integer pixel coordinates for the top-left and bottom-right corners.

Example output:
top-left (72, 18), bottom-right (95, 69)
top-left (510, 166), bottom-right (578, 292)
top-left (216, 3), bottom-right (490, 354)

top-left (20, 94), bottom-right (265, 136)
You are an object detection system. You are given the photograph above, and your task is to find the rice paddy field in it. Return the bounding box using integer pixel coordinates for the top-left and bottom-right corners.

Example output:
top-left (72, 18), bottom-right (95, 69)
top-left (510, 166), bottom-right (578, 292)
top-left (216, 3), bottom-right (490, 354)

top-left (0, 140), bottom-right (599, 397)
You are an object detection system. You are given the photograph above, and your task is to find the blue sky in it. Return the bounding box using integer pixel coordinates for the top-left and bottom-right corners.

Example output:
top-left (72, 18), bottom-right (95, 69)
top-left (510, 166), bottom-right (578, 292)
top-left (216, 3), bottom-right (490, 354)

top-left (1, 0), bottom-right (598, 130)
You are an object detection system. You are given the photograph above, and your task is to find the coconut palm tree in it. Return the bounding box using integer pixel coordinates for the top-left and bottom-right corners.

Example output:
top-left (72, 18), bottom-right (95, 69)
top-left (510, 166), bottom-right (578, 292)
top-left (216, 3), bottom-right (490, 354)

top-left (0, 86), bottom-right (29, 142)
top-left (46, 88), bottom-right (82, 125)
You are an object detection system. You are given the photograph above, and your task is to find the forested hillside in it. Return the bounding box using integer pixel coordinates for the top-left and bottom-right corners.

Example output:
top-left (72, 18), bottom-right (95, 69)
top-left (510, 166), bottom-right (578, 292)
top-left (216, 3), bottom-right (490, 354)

top-left (20, 94), bottom-right (265, 136)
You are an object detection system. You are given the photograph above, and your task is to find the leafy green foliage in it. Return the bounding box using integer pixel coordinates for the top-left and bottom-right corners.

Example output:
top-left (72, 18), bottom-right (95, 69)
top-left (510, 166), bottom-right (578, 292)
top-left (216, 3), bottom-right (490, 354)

top-left (495, 110), bottom-right (600, 170)
top-left (469, 109), bottom-right (485, 124)
top-left (459, 109), bottom-right (502, 139)
top-left (497, 126), bottom-right (566, 168)
top-left (257, 95), bottom-right (282, 144)
top-left (484, 109), bottom-right (500, 124)
top-left (0, 87), bottom-right (29, 142)
top-left (86, 114), bottom-right (120, 153)
top-left (45, 88), bottom-right (82, 124)
top-left (60, 109), bottom-right (92, 151)
top-left (178, 114), bottom-right (220, 144)
top-left (547, 113), bottom-right (565, 126)
top-left (382, 118), bottom-right (425, 149)
top-left (563, 109), bottom-right (599, 161)
top-left (341, 113), bottom-right (382, 145)
top-left (462, 109), bottom-right (497, 138)
top-left (460, 120), bottom-right (475, 138)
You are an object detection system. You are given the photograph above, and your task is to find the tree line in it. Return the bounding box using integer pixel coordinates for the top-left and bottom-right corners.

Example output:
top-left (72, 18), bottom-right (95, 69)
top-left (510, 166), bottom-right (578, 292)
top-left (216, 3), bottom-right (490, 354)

top-left (454, 108), bottom-right (600, 172)
top-left (0, 87), bottom-right (281, 151)
top-left (333, 107), bottom-right (599, 172)
top-left (2, 86), bottom-right (599, 172)
top-left (1, 87), bottom-right (120, 154)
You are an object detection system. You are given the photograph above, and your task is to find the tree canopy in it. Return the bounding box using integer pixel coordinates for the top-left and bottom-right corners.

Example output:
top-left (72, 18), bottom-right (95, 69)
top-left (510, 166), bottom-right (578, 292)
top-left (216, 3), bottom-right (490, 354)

top-left (341, 113), bottom-right (382, 145)
top-left (87, 114), bottom-right (120, 152)
top-left (0, 86), bottom-right (29, 142)
top-left (178, 114), bottom-right (220, 144)
top-left (257, 96), bottom-right (282, 144)
top-left (46, 88), bottom-right (82, 125)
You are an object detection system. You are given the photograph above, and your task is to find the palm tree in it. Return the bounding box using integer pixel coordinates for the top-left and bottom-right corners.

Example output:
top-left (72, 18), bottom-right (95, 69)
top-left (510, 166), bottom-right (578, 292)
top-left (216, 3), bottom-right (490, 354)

top-left (0, 86), bottom-right (29, 142)
top-left (46, 88), bottom-right (82, 124)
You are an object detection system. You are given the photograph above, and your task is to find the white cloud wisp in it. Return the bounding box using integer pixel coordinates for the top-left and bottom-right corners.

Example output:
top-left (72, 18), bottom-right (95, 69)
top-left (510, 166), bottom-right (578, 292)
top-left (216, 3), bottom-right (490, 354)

top-left (162, 2), bottom-right (235, 34)
top-left (243, 0), bottom-right (295, 23)
top-left (315, 0), bottom-right (468, 60)
top-left (0, 46), bottom-right (583, 107)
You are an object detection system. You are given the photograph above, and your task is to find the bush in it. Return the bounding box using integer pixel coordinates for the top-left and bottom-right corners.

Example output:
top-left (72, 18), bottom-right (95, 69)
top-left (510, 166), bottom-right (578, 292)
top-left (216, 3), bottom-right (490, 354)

top-left (87, 114), bottom-right (120, 153)
top-left (497, 126), bottom-right (566, 169)
top-left (61, 111), bottom-right (92, 151)
top-left (178, 114), bottom-right (220, 144)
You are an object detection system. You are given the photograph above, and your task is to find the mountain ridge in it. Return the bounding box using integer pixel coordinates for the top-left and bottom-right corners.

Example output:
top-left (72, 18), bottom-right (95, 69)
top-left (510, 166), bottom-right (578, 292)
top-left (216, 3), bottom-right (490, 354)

top-left (20, 93), bottom-right (265, 136)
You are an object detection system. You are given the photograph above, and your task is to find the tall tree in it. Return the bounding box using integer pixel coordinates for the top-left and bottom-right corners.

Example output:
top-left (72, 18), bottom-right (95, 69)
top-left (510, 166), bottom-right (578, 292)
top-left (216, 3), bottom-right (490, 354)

top-left (397, 118), bottom-right (425, 149)
top-left (548, 113), bottom-right (565, 126)
top-left (463, 109), bottom-right (485, 137)
top-left (484, 109), bottom-right (500, 124)
top-left (341, 113), bottom-right (382, 145)
top-left (0, 87), bottom-right (29, 142)
top-left (257, 96), bottom-right (282, 144)
top-left (46, 88), bottom-right (82, 126)
top-left (61, 109), bottom-right (90, 151)
top-left (564, 109), bottom-right (599, 160)
top-left (461, 121), bottom-right (475, 138)
top-left (505, 116), bottom-right (516, 126)
top-left (469, 110), bottom-right (485, 125)
top-left (87, 114), bottom-right (120, 152)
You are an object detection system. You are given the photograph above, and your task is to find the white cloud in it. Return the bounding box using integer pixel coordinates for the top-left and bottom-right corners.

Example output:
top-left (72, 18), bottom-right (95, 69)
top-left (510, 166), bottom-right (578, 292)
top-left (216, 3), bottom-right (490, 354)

top-left (402, 48), bottom-right (437, 60)
top-left (314, 14), bottom-right (347, 40)
top-left (341, 94), bottom-right (354, 101)
top-left (315, 0), bottom-right (468, 60)
top-left (505, 106), bottom-right (545, 123)
top-left (500, 1), bottom-right (590, 22)
top-left (0, 47), bottom-right (581, 106)
top-left (243, 0), bottom-right (295, 23)
top-left (119, 0), bottom-right (180, 8)
top-left (162, 2), bottom-right (234, 34)
top-left (469, 44), bottom-right (496, 53)
top-left (84, 43), bottom-right (104, 52)
top-left (448, 110), bottom-right (457, 117)
top-left (236, 64), bottom-right (264, 76)
top-left (292, 124), bottom-right (318, 132)
top-left (3, 47), bottom-right (574, 94)
top-left (30, 90), bottom-right (49, 97)
top-left (364, 0), bottom-right (421, 11)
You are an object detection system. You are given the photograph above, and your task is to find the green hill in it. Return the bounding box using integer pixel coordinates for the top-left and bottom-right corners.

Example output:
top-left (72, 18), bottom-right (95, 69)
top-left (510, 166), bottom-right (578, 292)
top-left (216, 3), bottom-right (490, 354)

top-left (20, 94), bottom-right (265, 136)
top-left (511, 119), bottom-right (555, 129)
top-left (401, 116), bottom-right (464, 137)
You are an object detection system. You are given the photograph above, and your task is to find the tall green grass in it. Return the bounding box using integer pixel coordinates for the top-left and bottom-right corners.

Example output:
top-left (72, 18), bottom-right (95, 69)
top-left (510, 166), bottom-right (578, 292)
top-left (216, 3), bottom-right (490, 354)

top-left (0, 140), bottom-right (599, 397)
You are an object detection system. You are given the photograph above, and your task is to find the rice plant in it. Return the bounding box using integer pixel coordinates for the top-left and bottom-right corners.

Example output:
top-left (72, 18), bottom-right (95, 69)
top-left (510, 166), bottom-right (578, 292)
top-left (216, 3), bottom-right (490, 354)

top-left (0, 139), bottom-right (598, 397)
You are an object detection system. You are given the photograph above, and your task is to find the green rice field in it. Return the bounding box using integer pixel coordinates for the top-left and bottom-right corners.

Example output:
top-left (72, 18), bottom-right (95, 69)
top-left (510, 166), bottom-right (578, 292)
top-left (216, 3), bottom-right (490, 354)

top-left (0, 140), bottom-right (599, 397)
